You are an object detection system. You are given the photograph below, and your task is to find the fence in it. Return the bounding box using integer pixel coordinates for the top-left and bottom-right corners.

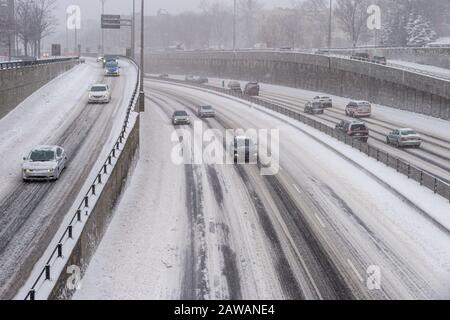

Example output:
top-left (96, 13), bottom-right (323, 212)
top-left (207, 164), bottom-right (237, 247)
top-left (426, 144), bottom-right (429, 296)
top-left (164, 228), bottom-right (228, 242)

top-left (147, 76), bottom-right (450, 203)
top-left (24, 58), bottom-right (141, 300)
top-left (0, 57), bottom-right (80, 71)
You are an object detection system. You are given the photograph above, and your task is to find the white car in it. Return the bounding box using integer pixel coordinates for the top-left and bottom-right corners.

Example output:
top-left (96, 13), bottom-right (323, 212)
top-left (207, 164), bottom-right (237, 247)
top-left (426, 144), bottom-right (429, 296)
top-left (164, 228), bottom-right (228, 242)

top-left (22, 145), bottom-right (67, 181)
top-left (313, 96), bottom-right (333, 108)
top-left (88, 84), bottom-right (111, 103)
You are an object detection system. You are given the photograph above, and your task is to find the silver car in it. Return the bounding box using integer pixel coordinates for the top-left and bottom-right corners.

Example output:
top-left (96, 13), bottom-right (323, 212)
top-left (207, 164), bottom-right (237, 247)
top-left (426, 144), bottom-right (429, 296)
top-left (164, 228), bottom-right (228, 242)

top-left (172, 110), bottom-right (191, 125)
top-left (22, 145), bottom-right (67, 181)
top-left (197, 105), bottom-right (215, 118)
top-left (386, 128), bottom-right (422, 148)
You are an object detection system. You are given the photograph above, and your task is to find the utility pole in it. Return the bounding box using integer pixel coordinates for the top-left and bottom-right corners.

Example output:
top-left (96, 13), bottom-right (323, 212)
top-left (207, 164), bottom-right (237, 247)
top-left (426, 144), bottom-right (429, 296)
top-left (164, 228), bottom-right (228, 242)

top-left (139, 0), bottom-right (145, 112)
top-left (131, 0), bottom-right (135, 59)
top-left (327, 0), bottom-right (332, 51)
top-left (233, 0), bottom-right (237, 50)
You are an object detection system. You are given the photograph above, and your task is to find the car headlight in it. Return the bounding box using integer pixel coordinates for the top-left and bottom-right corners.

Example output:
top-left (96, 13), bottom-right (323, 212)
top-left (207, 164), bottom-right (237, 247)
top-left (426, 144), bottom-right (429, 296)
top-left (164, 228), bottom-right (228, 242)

top-left (48, 168), bottom-right (54, 173)
top-left (24, 169), bottom-right (32, 173)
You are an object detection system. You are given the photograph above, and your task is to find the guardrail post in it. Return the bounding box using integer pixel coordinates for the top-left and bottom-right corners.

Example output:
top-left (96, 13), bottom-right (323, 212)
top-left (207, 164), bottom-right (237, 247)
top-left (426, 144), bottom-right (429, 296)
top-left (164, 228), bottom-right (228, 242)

top-left (434, 178), bottom-right (437, 194)
top-left (407, 164), bottom-right (411, 179)
top-left (77, 209), bottom-right (81, 222)
top-left (29, 290), bottom-right (35, 301)
top-left (92, 184), bottom-right (96, 196)
top-left (396, 158), bottom-right (399, 172)
top-left (98, 174), bottom-right (102, 184)
top-left (68, 225), bottom-right (73, 239)
top-left (420, 171), bottom-right (423, 185)
top-left (104, 163), bottom-right (108, 173)
top-left (376, 149), bottom-right (379, 161)
top-left (84, 196), bottom-right (88, 208)
top-left (45, 265), bottom-right (51, 280)
top-left (57, 243), bottom-right (63, 258)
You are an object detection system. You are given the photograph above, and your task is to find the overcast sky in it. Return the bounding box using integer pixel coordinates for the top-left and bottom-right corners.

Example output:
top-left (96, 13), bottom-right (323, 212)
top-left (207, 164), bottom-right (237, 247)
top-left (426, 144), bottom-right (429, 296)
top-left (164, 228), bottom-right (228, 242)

top-left (55, 0), bottom-right (294, 21)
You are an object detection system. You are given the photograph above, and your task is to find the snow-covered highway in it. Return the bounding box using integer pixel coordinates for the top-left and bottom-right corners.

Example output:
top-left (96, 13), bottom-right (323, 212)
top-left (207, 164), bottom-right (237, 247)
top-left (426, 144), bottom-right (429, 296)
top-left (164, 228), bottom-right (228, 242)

top-left (74, 79), bottom-right (450, 300)
top-left (0, 58), bottom-right (137, 299)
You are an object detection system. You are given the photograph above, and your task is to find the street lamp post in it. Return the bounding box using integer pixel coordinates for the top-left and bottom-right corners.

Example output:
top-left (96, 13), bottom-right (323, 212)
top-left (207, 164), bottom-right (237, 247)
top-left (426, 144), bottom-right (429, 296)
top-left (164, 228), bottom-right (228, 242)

top-left (328, 0), bottom-right (332, 51)
top-left (100, 0), bottom-right (106, 54)
top-left (233, 0), bottom-right (237, 50)
top-left (139, 0), bottom-right (145, 112)
top-left (131, 0), bottom-right (135, 59)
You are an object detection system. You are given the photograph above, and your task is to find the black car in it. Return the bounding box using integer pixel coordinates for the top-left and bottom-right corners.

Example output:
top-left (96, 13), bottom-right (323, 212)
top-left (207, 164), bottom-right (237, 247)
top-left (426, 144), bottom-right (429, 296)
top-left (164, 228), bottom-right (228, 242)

top-left (304, 101), bottom-right (324, 114)
top-left (372, 56), bottom-right (387, 65)
top-left (335, 120), bottom-right (369, 143)
top-left (350, 52), bottom-right (370, 61)
top-left (244, 82), bottom-right (260, 96)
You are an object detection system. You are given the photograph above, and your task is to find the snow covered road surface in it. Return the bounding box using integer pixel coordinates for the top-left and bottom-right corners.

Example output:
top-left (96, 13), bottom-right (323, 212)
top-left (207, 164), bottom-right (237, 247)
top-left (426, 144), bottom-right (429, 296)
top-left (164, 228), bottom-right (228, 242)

top-left (75, 80), bottom-right (450, 300)
top-left (0, 58), bottom-right (137, 299)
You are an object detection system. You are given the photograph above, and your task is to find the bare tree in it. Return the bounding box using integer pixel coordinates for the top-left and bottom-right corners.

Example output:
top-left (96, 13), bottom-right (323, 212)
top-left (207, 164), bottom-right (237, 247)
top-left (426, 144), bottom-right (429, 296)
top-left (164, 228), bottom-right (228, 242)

top-left (15, 0), bottom-right (56, 57)
top-left (239, 0), bottom-right (263, 48)
top-left (334, 0), bottom-right (369, 47)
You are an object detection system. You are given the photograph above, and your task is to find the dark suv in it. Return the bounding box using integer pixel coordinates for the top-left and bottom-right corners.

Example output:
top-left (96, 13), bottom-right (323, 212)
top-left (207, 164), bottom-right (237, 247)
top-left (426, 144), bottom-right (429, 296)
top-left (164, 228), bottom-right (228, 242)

top-left (244, 82), bottom-right (260, 96)
top-left (335, 120), bottom-right (369, 143)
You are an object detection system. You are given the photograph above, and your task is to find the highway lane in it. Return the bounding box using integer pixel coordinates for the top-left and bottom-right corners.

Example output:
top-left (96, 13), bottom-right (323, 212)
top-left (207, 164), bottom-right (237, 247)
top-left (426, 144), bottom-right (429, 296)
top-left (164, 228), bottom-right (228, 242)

top-left (157, 76), bottom-right (450, 184)
top-left (75, 79), bottom-right (450, 299)
top-left (0, 58), bottom-right (137, 299)
top-left (146, 82), bottom-right (450, 299)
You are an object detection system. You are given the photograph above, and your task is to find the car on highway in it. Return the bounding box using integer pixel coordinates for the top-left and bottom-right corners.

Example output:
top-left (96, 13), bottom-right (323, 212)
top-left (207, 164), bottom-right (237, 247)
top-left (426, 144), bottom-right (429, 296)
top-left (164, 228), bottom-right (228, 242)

top-left (172, 110), bottom-right (191, 125)
top-left (97, 55), bottom-right (104, 63)
top-left (335, 120), bottom-right (369, 143)
top-left (103, 55), bottom-right (119, 67)
top-left (158, 73), bottom-right (169, 78)
top-left (227, 81), bottom-right (243, 94)
top-left (372, 56), bottom-right (387, 65)
top-left (88, 84), bottom-right (111, 103)
top-left (313, 95), bottom-right (333, 108)
top-left (386, 128), bottom-right (422, 148)
top-left (105, 61), bottom-right (120, 76)
top-left (197, 105), bottom-right (215, 118)
top-left (185, 75), bottom-right (209, 84)
top-left (22, 145), bottom-right (67, 181)
top-left (231, 136), bottom-right (258, 164)
top-left (244, 82), bottom-right (260, 96)
top-left (304, 101), bottom-right (325, 114)
top-left (350, 52), bottom-right (370, 61)
top-left (345, 100), bottom-right (372, 118)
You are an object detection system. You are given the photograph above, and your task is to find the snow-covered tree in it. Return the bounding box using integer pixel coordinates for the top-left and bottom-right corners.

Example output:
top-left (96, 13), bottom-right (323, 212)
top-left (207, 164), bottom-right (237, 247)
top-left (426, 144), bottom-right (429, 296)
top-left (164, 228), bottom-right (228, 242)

top-left (406, 13), bottom-right (437, 47)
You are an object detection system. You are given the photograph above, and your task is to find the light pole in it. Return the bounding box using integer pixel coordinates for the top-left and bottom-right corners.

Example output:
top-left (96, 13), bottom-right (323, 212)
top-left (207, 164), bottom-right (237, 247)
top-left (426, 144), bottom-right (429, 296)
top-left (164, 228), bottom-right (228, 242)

top-left (233, 0), bottom-right (237, 50)
top-left (139, 0), bottom-right (145, 112)
top-left (328, 0), bottom-right (332, 51)
top-left (131, 0), bottom-right (135, 59)
top-left (100, 0), bottom-right (106, 54)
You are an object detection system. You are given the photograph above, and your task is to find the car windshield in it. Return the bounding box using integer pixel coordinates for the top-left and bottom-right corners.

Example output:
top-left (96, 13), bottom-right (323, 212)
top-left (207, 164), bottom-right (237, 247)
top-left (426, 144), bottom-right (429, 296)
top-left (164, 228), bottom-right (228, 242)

top-left (201, 106), bottom-right (212, 110)
top-left (401, 130), bottom-right (417, 135)
top-left (106, 62), bottom-right (117, 68)
top-left (174, 111), bottom-right (187, 116)
top-left (29, 150), bottom-right (55, 162)
top-left (351, 124), bottom-right (367, 131)
top-left (91, 86), bottom-right (107, 92)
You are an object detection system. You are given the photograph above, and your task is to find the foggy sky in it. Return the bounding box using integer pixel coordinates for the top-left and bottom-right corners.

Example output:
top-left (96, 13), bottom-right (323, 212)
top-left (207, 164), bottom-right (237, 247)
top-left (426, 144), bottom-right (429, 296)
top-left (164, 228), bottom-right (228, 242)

top-left (55, 0), bottom-right (293, 21)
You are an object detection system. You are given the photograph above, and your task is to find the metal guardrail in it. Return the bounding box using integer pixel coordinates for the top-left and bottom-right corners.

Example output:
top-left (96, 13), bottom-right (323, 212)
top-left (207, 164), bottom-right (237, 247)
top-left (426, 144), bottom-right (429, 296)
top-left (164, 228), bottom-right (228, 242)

top-left (24, 58), bottom-right (141, 300)
top-left (147, 76), bottom-right (450, 203)
top-left (324, 52), bottom-right (450, 81)
top-left (0, 57), bottom-right (80, 71)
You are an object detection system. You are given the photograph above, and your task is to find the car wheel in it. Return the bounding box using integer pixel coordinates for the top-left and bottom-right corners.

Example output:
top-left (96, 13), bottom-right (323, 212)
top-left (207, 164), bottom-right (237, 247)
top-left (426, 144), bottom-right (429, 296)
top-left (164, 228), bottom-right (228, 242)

top-left (386, 137), bottom-right (390, 145)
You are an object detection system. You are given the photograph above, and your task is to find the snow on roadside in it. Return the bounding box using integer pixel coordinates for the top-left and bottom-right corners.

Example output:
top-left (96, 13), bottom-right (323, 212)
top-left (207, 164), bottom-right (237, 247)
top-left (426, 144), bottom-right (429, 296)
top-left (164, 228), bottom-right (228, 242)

top-left (0, 61), bottom-right (100, 199)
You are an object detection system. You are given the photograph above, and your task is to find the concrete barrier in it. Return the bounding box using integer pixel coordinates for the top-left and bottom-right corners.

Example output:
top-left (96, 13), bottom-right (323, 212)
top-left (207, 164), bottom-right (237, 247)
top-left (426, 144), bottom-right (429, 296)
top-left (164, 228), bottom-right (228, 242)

top-left (48, 116), bottom-right (140, 300)
top-left (145, 51), bottom-right (450, 120)
top-left (0, 59), bottom-right (79, 119)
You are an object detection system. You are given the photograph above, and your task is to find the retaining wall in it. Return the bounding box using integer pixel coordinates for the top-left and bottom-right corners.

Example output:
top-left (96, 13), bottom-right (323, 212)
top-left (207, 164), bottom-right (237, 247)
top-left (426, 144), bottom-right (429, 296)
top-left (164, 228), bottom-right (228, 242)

top-left (0, 59), bottom-right (79, 119)
top-left (145, 51), bottom-right (450, 120)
